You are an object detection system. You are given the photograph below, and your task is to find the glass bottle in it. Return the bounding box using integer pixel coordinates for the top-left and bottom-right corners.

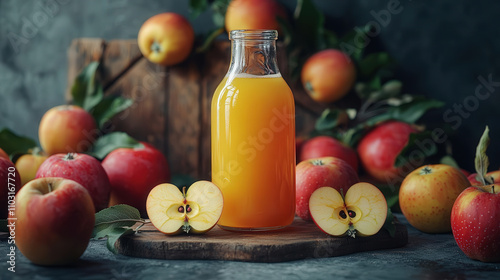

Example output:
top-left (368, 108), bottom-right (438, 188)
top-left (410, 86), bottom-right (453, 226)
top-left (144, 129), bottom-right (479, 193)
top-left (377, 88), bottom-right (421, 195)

top-left (211, 30), bottom-right (295, 231)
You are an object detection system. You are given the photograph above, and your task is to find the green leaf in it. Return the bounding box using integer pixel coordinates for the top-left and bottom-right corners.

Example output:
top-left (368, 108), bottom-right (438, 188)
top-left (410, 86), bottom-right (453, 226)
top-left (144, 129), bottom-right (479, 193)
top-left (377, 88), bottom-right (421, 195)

top-left (394, 131), bottom-right (437, 167)
top-left (364, 97), bottom-right (444, 126)
top-left (211, 0), bottom-right (230, 28)
top-left (322, 29), bottom-right (339, 49)
top-left (71, 62), bottom-right (100, 110)
top-left (379, 186), bottom-right (400, 209)
top-left (315, 109), bottom-right (343, 131)
top-left (189, 0), bottom-right (209, 19)
top-left (0, 128), bottom-right (37, 156)
top-left (338, 25), bottom-right (371, 61)
top-left (88, 132), bottom-right (143, 160)
top-left (93, 204), bottom-right (144, 254)
top-left (474, 126), bottom-right (491, 185)
top-left (440, 155), bottom-right (461, 170)
top-left (105, 227), bottom-right (135, 254)
top-left (358, 52), bottom-right (394, 79)
top-left (339, 125), bottom-right (366, 148)
top-left (383, 207), bottom-right (396, 238)
top-left (90, 96), bottom-right (133, 128)
top-left (294, 0), bottom-right (325, 52)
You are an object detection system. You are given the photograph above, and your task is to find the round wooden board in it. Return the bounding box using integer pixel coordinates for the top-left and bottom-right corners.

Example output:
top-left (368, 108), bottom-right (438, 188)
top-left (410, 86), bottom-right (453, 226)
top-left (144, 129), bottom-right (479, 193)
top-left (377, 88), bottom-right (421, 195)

top-left (116, 217), bottom-right (408, 262)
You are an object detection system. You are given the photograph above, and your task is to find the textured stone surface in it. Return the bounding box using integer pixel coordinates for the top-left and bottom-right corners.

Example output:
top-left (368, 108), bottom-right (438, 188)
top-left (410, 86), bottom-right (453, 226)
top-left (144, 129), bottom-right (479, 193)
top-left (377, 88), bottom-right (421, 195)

top-left (1, 214), bottom-right (499, 279)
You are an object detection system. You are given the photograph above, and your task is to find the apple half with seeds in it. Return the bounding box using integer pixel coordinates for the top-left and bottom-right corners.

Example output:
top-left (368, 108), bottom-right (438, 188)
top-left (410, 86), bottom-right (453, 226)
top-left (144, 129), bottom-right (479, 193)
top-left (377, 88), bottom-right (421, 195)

top-left (309, 182), bottom-right (387, 238)
top-left (146, 181), bottom-right (223, 235)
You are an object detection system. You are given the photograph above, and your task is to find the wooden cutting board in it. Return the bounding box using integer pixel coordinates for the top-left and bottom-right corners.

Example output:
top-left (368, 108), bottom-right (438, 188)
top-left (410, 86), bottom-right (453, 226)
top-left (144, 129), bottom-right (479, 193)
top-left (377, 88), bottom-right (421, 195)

top-left (116, 217), bottom-right (408, 263)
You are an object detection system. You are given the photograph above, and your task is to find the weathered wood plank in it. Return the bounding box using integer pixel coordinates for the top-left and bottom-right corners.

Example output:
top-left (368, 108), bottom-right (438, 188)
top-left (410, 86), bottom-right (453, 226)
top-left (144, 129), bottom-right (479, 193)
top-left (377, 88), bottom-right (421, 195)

top-left (116, 217), bottom-right (408, 262)
top-left (167, 57), bottom-right (202, 178)
top-left (67, 39), bottom-right (321, 179)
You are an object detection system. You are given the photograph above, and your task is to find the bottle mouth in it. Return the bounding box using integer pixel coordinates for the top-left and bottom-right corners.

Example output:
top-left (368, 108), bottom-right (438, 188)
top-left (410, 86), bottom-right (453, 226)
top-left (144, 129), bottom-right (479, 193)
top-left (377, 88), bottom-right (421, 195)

top-left (229, 30), bottom-right (278, 40)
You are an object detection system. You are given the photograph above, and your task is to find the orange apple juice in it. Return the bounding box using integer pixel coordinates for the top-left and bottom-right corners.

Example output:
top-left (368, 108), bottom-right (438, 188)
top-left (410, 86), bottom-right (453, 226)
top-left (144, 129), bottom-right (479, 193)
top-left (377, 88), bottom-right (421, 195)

top-left (211, 73), bottom-right (295, 230)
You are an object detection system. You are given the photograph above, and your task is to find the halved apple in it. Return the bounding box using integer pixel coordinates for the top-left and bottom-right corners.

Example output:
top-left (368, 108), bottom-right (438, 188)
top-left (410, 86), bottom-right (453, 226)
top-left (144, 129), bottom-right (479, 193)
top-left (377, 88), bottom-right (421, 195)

top-left (146, 181), bottom-right (223, 235)
top-left (309, 182), bottom-right (387, 238)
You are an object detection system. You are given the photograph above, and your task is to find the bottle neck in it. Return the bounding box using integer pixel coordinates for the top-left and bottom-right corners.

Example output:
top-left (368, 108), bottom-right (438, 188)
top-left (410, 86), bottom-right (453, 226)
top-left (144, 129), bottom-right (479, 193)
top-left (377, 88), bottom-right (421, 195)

top-left (227, 30), bottom-right (280, 77)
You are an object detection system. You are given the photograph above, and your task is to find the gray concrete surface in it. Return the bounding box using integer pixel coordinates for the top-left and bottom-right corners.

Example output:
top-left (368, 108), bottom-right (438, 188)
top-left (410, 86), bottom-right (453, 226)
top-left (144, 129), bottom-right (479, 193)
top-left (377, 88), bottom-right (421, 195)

top-left (1, 214), bottom-right (499, 280)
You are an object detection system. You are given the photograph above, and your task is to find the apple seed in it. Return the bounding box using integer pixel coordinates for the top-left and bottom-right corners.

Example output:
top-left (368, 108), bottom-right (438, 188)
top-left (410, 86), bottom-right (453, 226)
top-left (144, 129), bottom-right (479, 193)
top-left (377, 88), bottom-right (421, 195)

top-left (348, 210), bottom-right (356, 218)
top-left (339, 210), bottom-right (348, 219)
top-left (178, 206), bottom-right (184, 213)
top-left (186, 205), bottom-right (192, 213)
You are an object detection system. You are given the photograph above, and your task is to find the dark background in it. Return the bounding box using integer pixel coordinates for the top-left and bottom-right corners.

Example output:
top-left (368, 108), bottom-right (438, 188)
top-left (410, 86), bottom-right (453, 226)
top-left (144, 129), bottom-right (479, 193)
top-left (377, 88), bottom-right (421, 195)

top-left (0, 0), bottom-right (499, 172)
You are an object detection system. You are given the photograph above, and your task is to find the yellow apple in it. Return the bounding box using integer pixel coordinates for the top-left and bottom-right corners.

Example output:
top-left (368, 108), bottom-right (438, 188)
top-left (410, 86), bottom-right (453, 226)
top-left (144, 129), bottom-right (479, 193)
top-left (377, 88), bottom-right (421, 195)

top-left (146, 181), bottom-right (223, 235)
top-left (15, 150), bottom-right (48, 185)
top-left (138, 12), bottom-right (194, 66)
top-left (399, 164), bottom-right (470, 233)
top-left (38, 105), bottom-right (97, 155)
top-left (309, 182), bottom-right (387, 237)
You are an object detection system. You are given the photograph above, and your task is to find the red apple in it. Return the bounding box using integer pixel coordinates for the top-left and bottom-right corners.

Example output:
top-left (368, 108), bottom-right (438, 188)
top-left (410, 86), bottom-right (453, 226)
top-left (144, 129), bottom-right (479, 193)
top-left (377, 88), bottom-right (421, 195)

top-left (0, 158), bottom-right (21, 219)
top-left (301, 49), bottom-right (356, 103)
top-left (138, 12), bottom-right (195, 66)
top-left (225, 0), bottom-right (288, 33)
top-left (296, 156), bottom-right (359, 221)
top-left (38, 105), bottom-right (97, 155)
top-left (452, 184), bottom-right (500, 263)
top-left (468, 170), bottom-right (500, 186)
top-left (36, 153), bottom-right (111, 211)
top-left (102, 142), bottom-right (170, 216)
top-left (300, 135), bottom-right (358, 171)
top-left (15, 177), bottom-right (95, 266)
top-left (0, 147), bottom-right (10, 161)
top-left (399, 164), bottom-right (470, 233)
top-left (357, 121), bottom-right (418, 184)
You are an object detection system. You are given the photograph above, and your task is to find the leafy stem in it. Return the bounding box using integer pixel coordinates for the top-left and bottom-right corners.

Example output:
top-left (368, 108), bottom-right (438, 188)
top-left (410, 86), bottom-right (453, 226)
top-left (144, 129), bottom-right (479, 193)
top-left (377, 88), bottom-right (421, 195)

top-left (94, 218), bottom-right (149, 227)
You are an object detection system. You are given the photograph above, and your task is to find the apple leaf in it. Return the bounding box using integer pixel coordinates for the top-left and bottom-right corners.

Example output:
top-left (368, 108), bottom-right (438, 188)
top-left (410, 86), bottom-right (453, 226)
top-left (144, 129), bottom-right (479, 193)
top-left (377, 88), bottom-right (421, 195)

top-left (315, 109), bottom-right (344, 131)
top-left (0, 128), bottom-right (37, 158)
top-left (294, 0), bottom-right (325, 52)
top-left (70, 62), bottom-right (133, 130)
top-left (90, 95), bottom-right (133, 128)
top-left (188, 0), bottom-right (209, 19)
top-left (358, 52), bottom-right (396, 80)
top-left (383, 208), bottom-right (396, 238)
top-left (88, 132), bottom-right (143, 160)
top-left (439, 155), bottom-right (461, 170)
top-left (362, 97), bottom-right (444, 126)
top-left (474, 126), bottom-right (491, 186)
top-left (71, 61), bottom-right (100, 111)
top-left (92, 204), bottom-right (146, 254)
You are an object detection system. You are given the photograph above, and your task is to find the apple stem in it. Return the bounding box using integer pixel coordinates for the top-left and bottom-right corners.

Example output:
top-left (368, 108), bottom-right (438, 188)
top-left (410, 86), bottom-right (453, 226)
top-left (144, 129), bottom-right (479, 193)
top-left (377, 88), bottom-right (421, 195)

top-left (48, 182), bottom-right (53, 193)
top-left (63, 153), bottom-right (76, 161)
top-left (151, 41), bottom-right (161, 53)
top-left (94, 218), bottom-right (148, 227)
top-left (312, 159), bottom-right (324, 166)
top-left (419, 166), bottom-right (432, 175)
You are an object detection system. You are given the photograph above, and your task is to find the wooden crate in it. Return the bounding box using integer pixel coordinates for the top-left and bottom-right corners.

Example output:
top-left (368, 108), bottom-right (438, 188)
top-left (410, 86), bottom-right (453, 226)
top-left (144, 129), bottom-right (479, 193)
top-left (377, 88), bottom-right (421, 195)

top-left (66, 39), bottom-right (322, 180)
